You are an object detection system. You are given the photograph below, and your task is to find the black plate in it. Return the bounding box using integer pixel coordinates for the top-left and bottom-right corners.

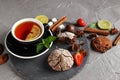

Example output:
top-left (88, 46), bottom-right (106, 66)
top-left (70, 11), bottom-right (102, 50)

top-left (5, 27), bottom-right (89, 80)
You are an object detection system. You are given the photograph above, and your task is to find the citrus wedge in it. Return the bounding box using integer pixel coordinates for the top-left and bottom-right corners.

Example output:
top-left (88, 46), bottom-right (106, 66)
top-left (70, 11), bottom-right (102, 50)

top-left (98, 20), bottom-right (112, 30)
top-left (25, 25), bottom-right (41, 41)
top-left (35, 15), bottom-right (49, 24)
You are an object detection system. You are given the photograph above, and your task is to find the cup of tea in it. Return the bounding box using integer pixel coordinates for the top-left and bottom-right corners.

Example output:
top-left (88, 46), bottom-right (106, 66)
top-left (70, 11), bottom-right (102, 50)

top-left (11, 18), bottom-right (44, 43)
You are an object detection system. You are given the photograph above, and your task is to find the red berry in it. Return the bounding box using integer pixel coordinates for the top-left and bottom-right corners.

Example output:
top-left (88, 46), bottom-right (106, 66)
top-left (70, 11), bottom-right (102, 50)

top-left (77, 18), bottom-right (86, 27)
top-left (74, 52), bottom-right (84, 66)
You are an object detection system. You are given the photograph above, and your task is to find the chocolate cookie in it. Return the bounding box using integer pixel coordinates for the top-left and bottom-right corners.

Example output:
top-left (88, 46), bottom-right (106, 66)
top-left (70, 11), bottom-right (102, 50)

top-left (91, 36), bottom-right (112, 53)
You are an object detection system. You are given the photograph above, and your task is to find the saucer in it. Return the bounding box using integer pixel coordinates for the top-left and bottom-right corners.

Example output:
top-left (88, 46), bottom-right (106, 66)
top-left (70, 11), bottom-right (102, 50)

top-left (5, 30), bottom-right (53, 59)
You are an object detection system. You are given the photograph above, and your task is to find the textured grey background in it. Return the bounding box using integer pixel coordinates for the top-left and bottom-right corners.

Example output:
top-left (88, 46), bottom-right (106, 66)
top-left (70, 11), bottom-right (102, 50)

top-left (1, 0), bottom-right (120, 80)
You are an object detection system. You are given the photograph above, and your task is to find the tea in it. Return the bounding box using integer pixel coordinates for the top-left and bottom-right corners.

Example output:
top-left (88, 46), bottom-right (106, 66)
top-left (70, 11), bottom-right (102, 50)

top-left (15, 21), bottom-right (42, 41)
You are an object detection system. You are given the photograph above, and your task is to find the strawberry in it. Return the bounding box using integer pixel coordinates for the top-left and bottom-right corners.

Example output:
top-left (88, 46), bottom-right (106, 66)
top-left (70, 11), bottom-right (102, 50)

top-left (77, 18), bottom-right (86, 27)
top-left (73, 51), bottom-right (84, 66)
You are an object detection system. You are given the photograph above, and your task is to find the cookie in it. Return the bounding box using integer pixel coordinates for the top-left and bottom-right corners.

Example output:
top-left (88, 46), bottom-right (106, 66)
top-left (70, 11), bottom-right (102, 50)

top-left (48, 48), bottom-right (74, 71)
top-left (91, 36), bottom-right (112, 53)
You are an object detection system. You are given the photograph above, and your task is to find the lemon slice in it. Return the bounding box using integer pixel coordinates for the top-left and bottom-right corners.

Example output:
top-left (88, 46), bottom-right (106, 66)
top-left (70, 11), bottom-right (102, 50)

top-left (35, 15), bottom-right (49, 24)
top-left (25, 25), bottom-right (41, 41)
top-left (98, 20), bottom-right (112, 30)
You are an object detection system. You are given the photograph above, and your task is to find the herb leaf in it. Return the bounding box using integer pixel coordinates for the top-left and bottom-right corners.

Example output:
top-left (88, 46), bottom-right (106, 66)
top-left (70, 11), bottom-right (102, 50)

top-left (42, 39), bottom-right (50, 48)
top-left (89, 23), bottom-right (97, 28)
top-left (44, 36), bottom-right (56, 44)
top-left (36, 43), bottom-right (44, 53)
top-left (42, 39), bottom-right (45, 44)
top-left (36, 36), bottom-right (56, 53)
top-left (44, 43), bottom-right (50, 48)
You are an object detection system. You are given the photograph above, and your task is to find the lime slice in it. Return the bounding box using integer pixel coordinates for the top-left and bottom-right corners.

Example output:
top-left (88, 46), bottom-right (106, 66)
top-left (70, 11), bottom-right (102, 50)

top-left (35, 15), bottom-right (49, 24)
top-left (98, 20), bottom-right (112, 30)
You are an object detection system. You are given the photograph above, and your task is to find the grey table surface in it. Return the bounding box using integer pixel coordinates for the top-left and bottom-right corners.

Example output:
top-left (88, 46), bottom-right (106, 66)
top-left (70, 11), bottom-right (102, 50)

top-left (1, 0), bottom-right (120, 80)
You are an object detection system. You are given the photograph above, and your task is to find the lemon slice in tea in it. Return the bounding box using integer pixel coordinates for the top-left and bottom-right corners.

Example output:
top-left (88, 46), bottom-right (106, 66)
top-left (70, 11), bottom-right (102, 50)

top-left (25, 25), bottom-right (41, 41)
top-left (98, 20), bottom-right (112, 30)
top-left (35, 15), bottom-right (49, 24)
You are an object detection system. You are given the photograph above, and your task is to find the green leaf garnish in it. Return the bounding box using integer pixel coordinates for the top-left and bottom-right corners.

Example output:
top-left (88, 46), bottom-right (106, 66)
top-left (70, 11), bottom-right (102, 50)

top-left (42, 39), bottom-right (45, 44)
top-left (44, 36), bottom-right (57, 43)
top-left (36, 36), bottom-right (56, 53)
top-left (89, 23), bottom-right (97, 28)
top-left (44, 43), bottom-right (50, 48)
top-left (36, 43), bottom-right (44, 53)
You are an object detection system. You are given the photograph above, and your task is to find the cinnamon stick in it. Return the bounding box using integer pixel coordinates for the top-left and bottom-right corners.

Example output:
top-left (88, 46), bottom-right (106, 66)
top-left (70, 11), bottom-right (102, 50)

top-left (113, 33), bottom-right (120, 46)
top-left (84, 28), bottom-right (110, 36)
top-left (50, 16), bottom-right (67, 32)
